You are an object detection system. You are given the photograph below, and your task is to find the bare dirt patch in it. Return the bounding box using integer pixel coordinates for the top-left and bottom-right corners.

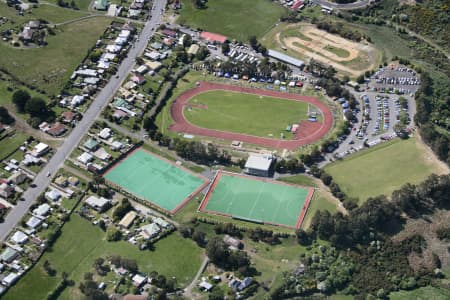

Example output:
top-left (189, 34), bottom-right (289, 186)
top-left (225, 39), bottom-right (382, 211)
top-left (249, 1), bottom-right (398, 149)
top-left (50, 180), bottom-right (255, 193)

top-left (392, 210), bottom-right (450, 272)
top-left (274, 24), bottom-right (379, 77)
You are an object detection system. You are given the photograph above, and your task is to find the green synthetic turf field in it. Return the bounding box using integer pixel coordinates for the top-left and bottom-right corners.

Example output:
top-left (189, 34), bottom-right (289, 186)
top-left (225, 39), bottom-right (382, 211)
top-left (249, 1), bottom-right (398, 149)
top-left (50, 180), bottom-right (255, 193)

top-left (203, 173), bottom-right (311, 227)
top-left (104, 149), bottom-right (206, 212)
top-left (184, 90), bottom-right (309, 139)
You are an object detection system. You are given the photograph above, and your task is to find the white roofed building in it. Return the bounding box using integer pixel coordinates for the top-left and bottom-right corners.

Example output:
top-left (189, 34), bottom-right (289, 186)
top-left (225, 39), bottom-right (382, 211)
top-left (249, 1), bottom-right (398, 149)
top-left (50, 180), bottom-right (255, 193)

top-left (244, 154), bottom-right (273, 177)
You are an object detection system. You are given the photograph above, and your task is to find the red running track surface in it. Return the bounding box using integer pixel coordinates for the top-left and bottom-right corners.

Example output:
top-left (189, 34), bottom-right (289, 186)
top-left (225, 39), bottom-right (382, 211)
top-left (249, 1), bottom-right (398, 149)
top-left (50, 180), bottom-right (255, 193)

top-left (169, 82), bottom-right (334, 150)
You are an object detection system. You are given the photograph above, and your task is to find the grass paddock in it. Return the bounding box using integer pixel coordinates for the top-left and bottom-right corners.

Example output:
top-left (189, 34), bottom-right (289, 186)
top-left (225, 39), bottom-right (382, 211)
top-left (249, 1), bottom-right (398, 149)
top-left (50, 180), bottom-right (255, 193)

top-left (324, 137), bottom-right (446, 201)
top-left (177, 0), bottom-right (286, 41)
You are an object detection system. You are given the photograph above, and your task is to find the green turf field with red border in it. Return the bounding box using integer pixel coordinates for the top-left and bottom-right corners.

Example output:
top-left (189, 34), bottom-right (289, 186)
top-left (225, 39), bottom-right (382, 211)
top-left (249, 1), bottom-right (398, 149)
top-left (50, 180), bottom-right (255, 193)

top-left (199, 171), bottom-right (314, 229)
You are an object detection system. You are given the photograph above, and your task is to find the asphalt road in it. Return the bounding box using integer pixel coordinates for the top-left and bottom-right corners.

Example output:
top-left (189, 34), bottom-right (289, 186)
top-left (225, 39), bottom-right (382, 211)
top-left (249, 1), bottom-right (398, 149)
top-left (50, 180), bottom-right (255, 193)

top-left (0, 0), bottom-right (167, 241)
top-left (312, 0), bottom-right (372, 10)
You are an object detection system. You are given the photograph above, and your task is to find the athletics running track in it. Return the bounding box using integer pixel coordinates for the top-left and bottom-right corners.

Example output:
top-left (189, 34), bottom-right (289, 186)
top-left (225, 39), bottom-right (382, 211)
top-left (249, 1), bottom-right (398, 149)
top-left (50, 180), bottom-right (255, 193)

top-left (170, 82), bottom-right (334, 150)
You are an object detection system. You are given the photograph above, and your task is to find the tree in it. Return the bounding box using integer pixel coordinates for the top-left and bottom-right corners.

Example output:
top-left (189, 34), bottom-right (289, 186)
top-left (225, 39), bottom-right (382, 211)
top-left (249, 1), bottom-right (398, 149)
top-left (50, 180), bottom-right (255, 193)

top-left (356, 74), bottom-right (365, 84)
top-left (106, 227), bottom-right (122, 241)
top-left (221, 42), bottom-right (230, 54)
top-left (248, 35), bottom-right (258, 49)
top-left (25, 97), bottom-right (48, 117)
top-left (12, 90), bottom-right (30, 113)
top-left (89, 49), bottom-right (102, 62)
top-left (183, 34), bottom-right (192, 47)
top-left (0, 106), bottom-right (14, 124)
top-left (206, 237), bottom-right (229, 266)
top-left (196, 46), bottom-right (209, 60)
top-left (113, 199), bottom-right (132, 221)
top-left (209, 286), bottom-right (224, 300)
top-left (192, 230), bottom-right (206, 247)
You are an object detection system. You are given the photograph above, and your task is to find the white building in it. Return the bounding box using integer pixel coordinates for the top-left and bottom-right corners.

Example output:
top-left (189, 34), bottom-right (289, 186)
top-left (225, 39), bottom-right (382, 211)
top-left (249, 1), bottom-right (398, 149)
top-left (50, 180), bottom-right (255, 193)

top-left (85, 195), bottom-right (111, 211)
top-left (244, 154), bottom-right (273, 177)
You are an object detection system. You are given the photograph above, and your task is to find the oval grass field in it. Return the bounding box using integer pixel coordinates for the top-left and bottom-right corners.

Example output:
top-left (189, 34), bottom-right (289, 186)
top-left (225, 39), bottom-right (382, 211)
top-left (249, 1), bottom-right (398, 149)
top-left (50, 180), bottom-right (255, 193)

top-left (184, 90), bottom-right (311, 139)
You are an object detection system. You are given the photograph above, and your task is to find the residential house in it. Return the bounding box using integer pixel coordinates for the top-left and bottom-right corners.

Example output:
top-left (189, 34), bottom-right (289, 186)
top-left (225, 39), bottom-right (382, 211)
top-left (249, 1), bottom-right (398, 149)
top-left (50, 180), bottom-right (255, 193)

top-left (32, 142), bottom-right (49, 157)
top-left (26, 215), bottom-right (43, 229)
top-left (0, 183), bottom-right (14, 199)
top-left (10, 230), bottom-right (28, 244)
top-left (33, 203), bottom-right (50, 216)
top-left (83, 138), bottom-right (99, 151)
top-left (77, 152), bottom-right (93, 165)
top-left (98, 128), bottom-right (112, 139)
top-left (131, 75), bottom-right (146, 85)
top-left (140, 223), bottom-right (160, 239)
top-left (153, 217), bottom-right (169, 229)
top-left (85, 195), bottom-right (111, 211)
top-left (61, 111), bottom-right (79, 124)
top-left (45, 189), bottom-right (62, 201)
top-left (0, 247), bottom-right (18, 263)
top-left (7, 172), bottom-right (28, 185)
top-left (118, 211), bottom-right (137, 229)
top-left (131, 274), bottom-right (147, 287)
top-left (2, 272), bottom-right (19, 287)
top-left (93, 147), bottom-right (111, 161)
top-left (47, 122), bottom-right (66, 137)
top-left (161, 28), bottom-right (177, 38)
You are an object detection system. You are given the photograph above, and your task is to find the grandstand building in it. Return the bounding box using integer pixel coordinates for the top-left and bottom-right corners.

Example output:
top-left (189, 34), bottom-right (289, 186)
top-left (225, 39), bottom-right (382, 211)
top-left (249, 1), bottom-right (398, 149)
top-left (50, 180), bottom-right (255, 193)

top-left (267, 49), bottom-right (305, 68)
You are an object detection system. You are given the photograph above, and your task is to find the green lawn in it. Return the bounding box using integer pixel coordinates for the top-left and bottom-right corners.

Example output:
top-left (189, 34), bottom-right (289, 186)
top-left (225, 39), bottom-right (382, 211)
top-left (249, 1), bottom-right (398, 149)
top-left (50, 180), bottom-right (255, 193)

top-left (389, 286), bottom-right (450, 300)
top-left (4, 214), bottom-right (202, 300)
top-left (278, 174), bottom-right (317, 187)
top-left (184, 90), bottom-right (309, 139)
top-left (0, 16), bottom-right (110, 95)
top-left (0, 132), bottom-right (28, 160)
top-left (324, 137), bottom-right (445, 202)
top-left (177, 0), bottom-right (286, 41)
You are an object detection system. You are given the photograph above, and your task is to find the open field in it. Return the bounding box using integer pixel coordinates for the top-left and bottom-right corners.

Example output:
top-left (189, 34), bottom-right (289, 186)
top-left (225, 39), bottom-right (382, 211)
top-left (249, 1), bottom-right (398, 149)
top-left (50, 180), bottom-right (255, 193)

top-left (170, 82), bottom-right (333, 150)
top-left (0, 132), bottom-right (28, 161)
top-left (4, 214), bottom-right (202, 300)
top-left (200, 172), bottom-right (314, 228)
top-left (389, 286), bottom-right (450, 300)
top-left (324, 137), bottom-right (449, 201)
top-left (176, 0), bottom-right (286, 41)
top-left (0, 16), bottom-right (110, 95)
top-left (184, 90), bottom-right (309, 139)
top-left (104, 149), bottom-right (208, 213)
top-left (262, 23), bottom-right (381, 77)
